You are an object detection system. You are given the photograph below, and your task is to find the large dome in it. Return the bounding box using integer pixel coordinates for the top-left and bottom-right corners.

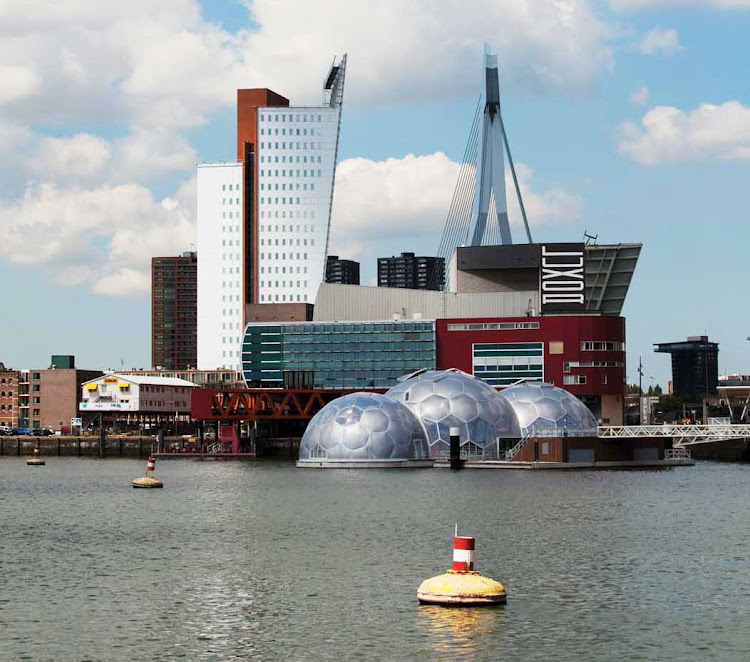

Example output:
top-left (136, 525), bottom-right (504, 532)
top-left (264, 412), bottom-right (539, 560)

top-left (299, 392), bottom-right (428, 462)
top-left (385, 369), bottom-right (521, 457)
top-left (497, 382), bottom-right (599, 437)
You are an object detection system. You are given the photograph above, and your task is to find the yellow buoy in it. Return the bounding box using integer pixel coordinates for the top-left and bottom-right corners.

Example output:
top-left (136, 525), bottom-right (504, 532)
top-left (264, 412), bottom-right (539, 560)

top-left (417, 570), bottom-right (507, 606)
top-left (132, 456), bottom-right (163, 488)
top-left (27, 448), bottom-right (45, 466)
top-left (417, 530), bottom-right (506, 607)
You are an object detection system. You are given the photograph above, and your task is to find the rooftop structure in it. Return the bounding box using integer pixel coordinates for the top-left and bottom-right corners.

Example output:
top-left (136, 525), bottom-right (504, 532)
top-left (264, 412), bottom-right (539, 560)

top-left (654, 335), bottom-right (719, 398)
top-left (377, 252), bottom-right (444, 291)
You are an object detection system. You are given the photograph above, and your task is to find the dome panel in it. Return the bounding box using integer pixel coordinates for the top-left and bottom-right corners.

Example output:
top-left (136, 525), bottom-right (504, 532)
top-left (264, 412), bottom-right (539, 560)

top-left (299, 392), bottom-right (427, 462)
top-left (497, 382), bottom-right (599, 437)
top-left (386, 369), bottom-right (521, 457)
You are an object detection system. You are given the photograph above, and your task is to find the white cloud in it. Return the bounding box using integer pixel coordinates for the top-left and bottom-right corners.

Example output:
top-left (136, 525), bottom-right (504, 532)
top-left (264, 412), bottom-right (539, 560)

top-left (329, 152), bottom-right (582, 258)
top-left (618, 101), bottom-right (750, 164)
top-left (637, 27), bottom-right (682, 55)
top-left (0, 0), bottom-right (607, 296)
top-left (0, 179), bottom-right (195, 296)
top-left (33, 134), bottom-right (112, 180)
top-left (629, 85), bottom-right (650, 105)
top-left (611, 0), bottom-right (750, 8)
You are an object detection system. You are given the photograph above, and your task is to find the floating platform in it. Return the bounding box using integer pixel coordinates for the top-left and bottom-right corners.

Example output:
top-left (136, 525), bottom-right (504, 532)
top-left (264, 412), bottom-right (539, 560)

top-left (297, 459), bottom-right (434, 469)
top-left (434, 458), bottom-right (695, 470)
top-left (153, 452), bottom-right (256, 460)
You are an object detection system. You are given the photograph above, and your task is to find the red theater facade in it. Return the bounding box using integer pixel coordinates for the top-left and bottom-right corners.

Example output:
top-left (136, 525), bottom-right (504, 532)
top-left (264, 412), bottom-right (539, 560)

top-left (435, 315), bottom-right (626, 424)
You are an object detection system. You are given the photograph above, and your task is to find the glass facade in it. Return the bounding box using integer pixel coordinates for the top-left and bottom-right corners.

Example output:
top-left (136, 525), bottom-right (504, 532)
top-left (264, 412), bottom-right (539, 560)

top-left (242, 321), bottom-right (436, 389)
top-left (472, 342), bottom-right (544, 386)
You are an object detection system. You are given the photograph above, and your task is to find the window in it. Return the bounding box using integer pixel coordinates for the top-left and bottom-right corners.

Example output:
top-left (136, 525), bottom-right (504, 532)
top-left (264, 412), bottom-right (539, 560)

top-left (447, 322), bottom-right (540, 332)
top-left (472, 342), bottom-right (544, 387)
top-left (563, 375), bottom-right (587, 385)
top-left (580, 341), bottom-right (625, 352)
top-left (548, 341), bottom-right (564, 355)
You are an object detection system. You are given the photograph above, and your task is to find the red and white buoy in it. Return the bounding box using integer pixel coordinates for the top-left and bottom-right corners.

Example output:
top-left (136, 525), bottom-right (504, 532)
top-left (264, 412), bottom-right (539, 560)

top-left (452, 535), bottom-right (475, 572)
top-left (417, 526), bottom-right (507, 606)
top-left (132, 456), bottom-right (163, 488)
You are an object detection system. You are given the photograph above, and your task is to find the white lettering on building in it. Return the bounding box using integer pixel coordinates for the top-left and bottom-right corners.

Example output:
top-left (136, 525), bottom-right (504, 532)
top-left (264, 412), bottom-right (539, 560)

top-left (541, 246), bottom-right (585, 305)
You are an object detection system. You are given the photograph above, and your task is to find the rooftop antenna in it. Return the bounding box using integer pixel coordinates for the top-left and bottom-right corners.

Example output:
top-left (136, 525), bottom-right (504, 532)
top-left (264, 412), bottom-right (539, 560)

top-left (583, 230), bottom-right (598, 245)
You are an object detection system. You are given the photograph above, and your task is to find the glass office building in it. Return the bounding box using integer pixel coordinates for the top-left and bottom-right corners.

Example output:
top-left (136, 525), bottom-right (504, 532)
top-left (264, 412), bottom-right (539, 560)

top-left (242, 320), bottom-right (436, 389)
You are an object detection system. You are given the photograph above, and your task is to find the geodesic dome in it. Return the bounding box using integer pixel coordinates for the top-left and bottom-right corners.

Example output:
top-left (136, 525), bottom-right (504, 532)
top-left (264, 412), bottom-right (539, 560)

top-left (299, 392), bottom-right (428, 462)
top-left (385, 369), bottom-right (521, 457)
top-left (497, 382), bottom-right (599, 437)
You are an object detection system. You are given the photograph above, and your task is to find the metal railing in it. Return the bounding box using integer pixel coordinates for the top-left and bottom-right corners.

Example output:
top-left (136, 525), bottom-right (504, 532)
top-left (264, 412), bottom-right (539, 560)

top-left (664, 448), bottom-right (692, 460)
top-left (598, 424), bottom-right (750, 446)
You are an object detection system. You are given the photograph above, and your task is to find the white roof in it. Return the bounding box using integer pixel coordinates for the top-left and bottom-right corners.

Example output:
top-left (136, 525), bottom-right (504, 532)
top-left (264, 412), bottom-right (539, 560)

top-left (82, 374), bottom-right (195, 387)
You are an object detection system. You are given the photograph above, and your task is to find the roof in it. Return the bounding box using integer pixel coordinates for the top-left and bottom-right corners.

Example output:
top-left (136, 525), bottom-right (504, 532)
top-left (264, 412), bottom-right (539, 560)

top-left (81, 374), bottom-right (195, 387)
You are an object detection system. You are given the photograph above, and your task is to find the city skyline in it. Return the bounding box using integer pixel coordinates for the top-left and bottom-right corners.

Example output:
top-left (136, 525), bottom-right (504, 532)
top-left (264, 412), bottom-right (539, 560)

top-left (0, 0), bottom-right (749, 387)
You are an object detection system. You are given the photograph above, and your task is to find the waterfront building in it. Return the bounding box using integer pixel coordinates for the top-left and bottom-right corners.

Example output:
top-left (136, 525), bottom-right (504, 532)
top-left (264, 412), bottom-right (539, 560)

top-left (17, 356), bottom-right (102, 430)
top-left (377, 252), bottom-right (445, 291)
top-left (241, 242), bottom-right (639, 424)
top-left (654, 336), bottom-right (719, 397)
top-left (119, 367), bottom-right (244, 388)
top-left (197, 55), bottom-right (347, 371)
top-left (0, 363), bottom-right (19, 428)
top-left (152, 252), bottom-right (197, 370)
top-left (325, 255), bottom-right (360, 285)
top-left (80, 373), bottom-right (195, 430)
top-left (242, 319), bottom-right (435, 389)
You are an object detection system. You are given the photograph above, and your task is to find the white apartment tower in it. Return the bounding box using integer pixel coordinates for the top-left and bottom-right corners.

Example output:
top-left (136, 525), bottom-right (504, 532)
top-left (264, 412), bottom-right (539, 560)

top-left (197, 55), bottom-right (347, 369)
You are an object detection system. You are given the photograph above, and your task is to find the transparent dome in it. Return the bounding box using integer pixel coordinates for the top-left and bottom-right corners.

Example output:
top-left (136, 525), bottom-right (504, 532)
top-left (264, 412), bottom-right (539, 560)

top-left (385, 369), bottom-right (521, 457)
top-left (497, 382), bottom-right (599, 437)
top-left (299, 392), bottom-right (428, 461)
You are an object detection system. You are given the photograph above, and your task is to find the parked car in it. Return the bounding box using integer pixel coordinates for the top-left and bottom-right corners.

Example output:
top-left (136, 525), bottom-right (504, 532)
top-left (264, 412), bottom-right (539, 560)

top-left (0, 425), bottom-right (12, 435)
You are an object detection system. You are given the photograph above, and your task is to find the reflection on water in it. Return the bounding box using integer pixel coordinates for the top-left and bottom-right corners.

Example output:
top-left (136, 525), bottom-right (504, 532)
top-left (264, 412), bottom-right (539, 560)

top-left (1, 459), bottom-right (750, 661)
top-left (418, 605), bottom-right (503, 659)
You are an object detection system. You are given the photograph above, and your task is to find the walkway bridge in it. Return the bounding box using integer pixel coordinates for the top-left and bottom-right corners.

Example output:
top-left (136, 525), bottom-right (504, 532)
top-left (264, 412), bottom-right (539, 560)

top-left (599, 424), bottom-right (750, 447)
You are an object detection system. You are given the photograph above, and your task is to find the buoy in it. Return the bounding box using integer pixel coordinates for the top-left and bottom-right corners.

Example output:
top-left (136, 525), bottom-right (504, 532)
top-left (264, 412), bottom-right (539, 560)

top-left (132, 456), bottom-right (163, 488)
top-left (26, 447), bottom-right (45, 466)
top-left (417, 528), bottom-right (506, 606)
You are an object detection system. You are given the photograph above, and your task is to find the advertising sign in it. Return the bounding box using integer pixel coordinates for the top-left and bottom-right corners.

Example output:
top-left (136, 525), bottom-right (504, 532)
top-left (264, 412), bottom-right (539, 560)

top-left (539, 243), bottom-right (586, 313)
top-left (79, 402), bottom-right (134, 411)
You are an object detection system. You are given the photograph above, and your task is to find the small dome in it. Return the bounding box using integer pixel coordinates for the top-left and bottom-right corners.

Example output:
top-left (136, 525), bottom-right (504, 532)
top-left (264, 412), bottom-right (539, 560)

top-left (299, 392), bottom-right (428, 461)
top-left (385, 369), bottom-right (521, 457)
top-left (497, 382), bottom-right (599, 437)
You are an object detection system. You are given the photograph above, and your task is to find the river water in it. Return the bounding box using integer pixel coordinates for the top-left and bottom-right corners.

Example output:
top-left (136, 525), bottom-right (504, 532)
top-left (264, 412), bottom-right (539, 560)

top-left (1, 458), bottom-right (749, 661)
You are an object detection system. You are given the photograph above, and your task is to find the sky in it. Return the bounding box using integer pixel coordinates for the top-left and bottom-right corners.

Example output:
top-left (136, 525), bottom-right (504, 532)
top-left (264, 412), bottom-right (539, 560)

top-left (1, 0), bottom-right (749, 388)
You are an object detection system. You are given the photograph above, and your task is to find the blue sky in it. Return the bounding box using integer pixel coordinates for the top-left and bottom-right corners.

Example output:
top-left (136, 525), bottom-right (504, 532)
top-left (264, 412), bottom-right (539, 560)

top-left (0, 0), bottom-right (749, 389)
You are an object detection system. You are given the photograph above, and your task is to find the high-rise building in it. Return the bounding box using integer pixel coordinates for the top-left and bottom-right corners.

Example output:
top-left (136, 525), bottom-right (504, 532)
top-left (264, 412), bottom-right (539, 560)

top-left (197, 55), bottom-right (347, 370)
top-left (325, 255), bottom-right (360, 285)
top-left (377, 252), bottom-right (445, 291)
top-left (654, 335), bottom-right (719, 397)
top-left (152, 252), bottom-right (197, 370)
top-left (0, 363), bottom-right (19, 428)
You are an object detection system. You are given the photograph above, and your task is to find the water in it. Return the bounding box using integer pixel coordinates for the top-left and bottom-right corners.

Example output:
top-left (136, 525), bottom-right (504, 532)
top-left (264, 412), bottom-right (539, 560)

top-left (1, 459), bottom-right (749, 661)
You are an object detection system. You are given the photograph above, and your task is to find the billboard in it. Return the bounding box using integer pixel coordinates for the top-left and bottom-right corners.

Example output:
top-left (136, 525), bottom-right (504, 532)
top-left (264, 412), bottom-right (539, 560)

top-left (539, 243), bottom-right (586, 313)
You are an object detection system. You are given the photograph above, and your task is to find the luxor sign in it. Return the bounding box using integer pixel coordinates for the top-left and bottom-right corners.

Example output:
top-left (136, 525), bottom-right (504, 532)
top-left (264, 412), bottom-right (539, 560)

top-left (539, 243), bottom-right (586, 313)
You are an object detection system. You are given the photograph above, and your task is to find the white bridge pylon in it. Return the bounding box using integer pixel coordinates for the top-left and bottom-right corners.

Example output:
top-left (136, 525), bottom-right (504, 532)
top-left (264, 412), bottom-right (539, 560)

top-left (599, 424), bottom-right (750, 447)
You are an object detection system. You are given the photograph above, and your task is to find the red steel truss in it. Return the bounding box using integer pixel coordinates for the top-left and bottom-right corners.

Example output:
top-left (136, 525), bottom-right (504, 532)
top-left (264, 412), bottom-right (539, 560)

top-left (191, 387), bottom-right (386, 421)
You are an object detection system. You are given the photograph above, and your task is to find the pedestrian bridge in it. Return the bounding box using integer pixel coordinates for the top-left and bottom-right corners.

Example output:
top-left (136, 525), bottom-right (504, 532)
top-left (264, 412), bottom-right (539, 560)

top-left (599, 424), bottom-right (750, 447)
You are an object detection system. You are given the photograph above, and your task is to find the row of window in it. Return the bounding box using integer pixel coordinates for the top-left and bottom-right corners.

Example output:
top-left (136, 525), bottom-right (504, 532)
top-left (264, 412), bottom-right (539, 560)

top-left (260, 169), bottom-right (322, 178)
top-left (580, 341), bottom-right (625, 351)
top-left (260, 280), bottom-right (309, 289)
top-left (260, 238), bottom-right (314, 247)
top-left (260, 224), bottom-right (315, 233)
top-left (260, 154), bottom-right (323, 164)
top-left (260, 252), bottom-right (309, 262)
top-left (222, 198), bottom-right (241, 205)
top-left (222, 212), bottom-right (239, 220)
top-left (221, 224), bottom-right (240, 233)
top-left (259, 141), bottom-right (323, 151)
top-left (448, 322), bottom-right (540, 331)
top-left (260, 183), bottom-right (316, 192)
top-left (259, 294), bottom-right (308, 302)
top-left (260, 127), bottom-right (319, 137)
top-left (260, 113), bottom-right (326, 122)
top-left (221, 183), bottom-right (239, 192)
top-left (563, 361), bottom-right (623, 371)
